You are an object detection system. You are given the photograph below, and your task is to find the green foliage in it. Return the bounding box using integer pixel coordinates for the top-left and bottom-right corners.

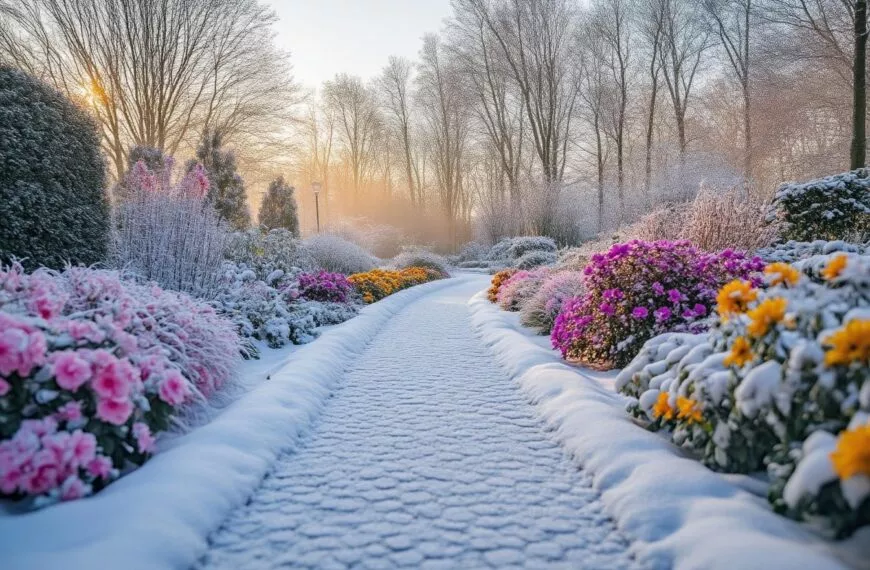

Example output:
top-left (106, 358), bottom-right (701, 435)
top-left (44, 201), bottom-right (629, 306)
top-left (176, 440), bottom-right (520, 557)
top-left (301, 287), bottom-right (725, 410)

top-left (0, 66), bottom-right (109, 270)
top-left (258, 176), bottom-right (299, 235)
top-left (188, 129), bottom-right (250, 230)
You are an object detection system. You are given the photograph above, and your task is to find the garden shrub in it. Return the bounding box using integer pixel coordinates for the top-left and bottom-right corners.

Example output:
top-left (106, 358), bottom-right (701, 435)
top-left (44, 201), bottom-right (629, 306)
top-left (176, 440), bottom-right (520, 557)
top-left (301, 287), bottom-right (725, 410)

top-left (514, 250), bottom-right (557, 270)
top-left (226, 229), bottom-right (314, 281)
top-left (555, 249), bottom-right (589, 271)
top-left (258, 176), bottom-right (299, 235)
top-left (551, 240), bottom-right (764, 368)
top-left (506, 236), bottom-right (557, 259)
top-left (348, 268), bottom-right (444, 304)
top-left (487, 269), bottom-right (517, 303)
top-left (756, 239), bottom-right (868, 264)
top-left (297, 271), bottom-right (354, 303)
top-left (520, 271), bottom-right (585, 334)
top-left (496, 267), bottom-right (551, 312)
top-left (616, 253), bottom-right (870, 537)
top-left (391, 249), bottom-right (451, 278)
top-left (303, 234), bottom-right (376, 275)
top-left (113, 160), bottom-right (231, 298)
top-left (0, 263), bottom-right (240, 506)
top-left (767, 169), bottom-right (870, 242)
top-left (0, 66), bottom-right (109, 271)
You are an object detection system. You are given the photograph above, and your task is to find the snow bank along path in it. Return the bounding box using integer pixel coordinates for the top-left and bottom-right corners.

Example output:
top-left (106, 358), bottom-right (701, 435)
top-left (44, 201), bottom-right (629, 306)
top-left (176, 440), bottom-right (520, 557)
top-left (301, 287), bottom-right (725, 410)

top-left (468, 291), bottom-right (862, 570)
top-left (200, 276), bottom-right (642, 569)
top-left (0, 276), bottom-right (463, 570)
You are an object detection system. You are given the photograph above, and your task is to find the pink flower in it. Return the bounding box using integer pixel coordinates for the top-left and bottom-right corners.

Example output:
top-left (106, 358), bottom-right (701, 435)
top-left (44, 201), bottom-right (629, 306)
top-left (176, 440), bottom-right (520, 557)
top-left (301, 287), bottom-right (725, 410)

top-left (68, 431), bottom-right (97, 467)
top-left (86, 455), bottom-right (113, 480)
top-left (158, 370), bottom-right (189, 406)
top-left (22, 449), bottom-right (60, 495)
top-left (91, 358), bottom-right (133, 400)
top-left (96, 397), bottom-right (133, 426)
top-left (56, 401), bottom-right (83, 423)
top-left (0, 327), bottom-right (27, 376)
top-left (53, 351), bottom-right (92, 392)
top-left (59, 475), bottom-right (90, 501)
top-left (132, 423), bottom-right (155, 454)
top-left (19, 331), bottom-right (47, 376)
top-left (66, 321), bottom-right (105, 343)
top-left (0, 378), bottom-right (9, 396)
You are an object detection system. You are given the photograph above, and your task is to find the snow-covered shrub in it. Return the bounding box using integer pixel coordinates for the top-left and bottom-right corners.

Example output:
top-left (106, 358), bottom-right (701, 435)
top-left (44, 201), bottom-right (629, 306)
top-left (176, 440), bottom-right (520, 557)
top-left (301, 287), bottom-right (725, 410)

top-left (0, 263), bottom-right (240, 506)
top-left (768, 169), bottom-right (870, 242)
top-left (390, 249), bottom-right (450, 278)
top-left (552, 240), bottom-right (764, 368)
top-left (487, 269), bottom-right (518, 303)
top-left (297, 271), bottom-right (354, 303)
top-left (458, 242), bottom-right (489, 263)
top-left (225, 229), bottom-right (313, 281)
top-left (303, 234), bottom-right (376, 275)
top-left (482, 236), bottom-right (558, 269)
top-left (0, 66), bottom-right (109, 271)
top-left (506, 236), bottom-right (557, 259)
top-left (496, 268), bottom-right (552, 312)
top-left (617, 254), bottom-right (870, 537)
top-left (348, 268), bottom-right (443, 304)
top-left (756, 240), bottom-right (869, 264)
top-left (555, 248), bottom-right (589, 271)
top-left (258, 176), bottom-right (299, 235)
top-left (113, 160), bottom-right (231, 298)
top-left (514, 250), bottom-right (557, 270)
top-left (520, 271), bottom-right (585, 334)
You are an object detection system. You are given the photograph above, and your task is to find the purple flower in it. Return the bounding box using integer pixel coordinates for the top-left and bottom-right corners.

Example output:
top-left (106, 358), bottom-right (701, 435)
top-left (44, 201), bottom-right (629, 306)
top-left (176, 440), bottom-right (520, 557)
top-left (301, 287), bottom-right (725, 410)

top-left (652, 282), bottom-right (665, 296)
top-left (667, 289), bottom-right (684, 304)
top-left (603, 288), bottom-right (624, 301)
top-left (631, 306), bottom-right (649, 319)
top-left (654, 307), bottom-right (672, 321)
top-left (599, 302), bottom-right (615, 316)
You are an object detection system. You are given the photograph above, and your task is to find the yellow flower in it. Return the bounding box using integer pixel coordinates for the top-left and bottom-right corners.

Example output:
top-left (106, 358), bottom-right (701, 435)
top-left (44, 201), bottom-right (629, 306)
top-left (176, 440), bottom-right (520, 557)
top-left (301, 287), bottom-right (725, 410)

top-left (830, 424), bottom-right (870, 480)
top-left (746, 297), bottom-right (787, 337)
top-left (822, 254), bottom-right (848, 281)
top-left (676, 397), bottom-right (704, 425)
top-left (716, 280), bottom-right (758, 319)
top-left (824, 319), bottom-right (870, 367)
top-left (652, 392), bottom-right (675, 421)
top-left (764, 263), bottom-right (801, 287)
top-left (723, 336), bottom-right (753, 367)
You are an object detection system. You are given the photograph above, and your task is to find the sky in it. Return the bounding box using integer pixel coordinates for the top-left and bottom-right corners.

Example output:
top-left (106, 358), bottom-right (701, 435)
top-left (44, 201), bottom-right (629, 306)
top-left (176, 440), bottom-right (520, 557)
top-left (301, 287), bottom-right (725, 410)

top-left (264, 0), bottom-right (453, 90)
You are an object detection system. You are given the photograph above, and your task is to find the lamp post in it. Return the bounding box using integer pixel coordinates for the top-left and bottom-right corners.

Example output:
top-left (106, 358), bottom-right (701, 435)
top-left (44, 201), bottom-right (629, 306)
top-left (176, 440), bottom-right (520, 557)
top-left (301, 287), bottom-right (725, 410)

top-left (311, 181), bottom-right (322, 233)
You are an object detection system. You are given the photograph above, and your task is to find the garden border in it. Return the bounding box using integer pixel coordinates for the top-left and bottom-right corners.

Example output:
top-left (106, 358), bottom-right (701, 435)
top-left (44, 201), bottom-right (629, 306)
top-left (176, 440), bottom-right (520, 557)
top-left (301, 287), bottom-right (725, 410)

top-left (468, 291), bottom-right (865, 570)
top-left (0, 276), bottom-right (466, 570)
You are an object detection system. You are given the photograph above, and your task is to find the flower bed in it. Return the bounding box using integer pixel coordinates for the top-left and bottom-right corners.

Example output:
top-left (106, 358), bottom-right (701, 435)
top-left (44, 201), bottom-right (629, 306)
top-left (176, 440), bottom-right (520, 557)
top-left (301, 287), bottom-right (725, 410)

top-left (0, 263), bottom-right (240, 506)
top-left (496, 267), bottom-right (552, 311)
top-left (616, 253), bottom-right (870, 538)
top-left (348, 267), bottom-right (445, 304)
top-left (551, 240), bottom-right (764, 368)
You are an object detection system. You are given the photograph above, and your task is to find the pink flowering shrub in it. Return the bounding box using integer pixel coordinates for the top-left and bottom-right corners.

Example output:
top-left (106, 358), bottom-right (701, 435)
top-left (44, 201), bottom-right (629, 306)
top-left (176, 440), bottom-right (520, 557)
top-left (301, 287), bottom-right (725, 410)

top-left (519, 271), bottom-right (585, 334)
top-left (0, 262), bottom-right (240, 506)
top-left (551, 240), bottom-right (764, 368)
top-left (496, 267), bottom-right (552, 312)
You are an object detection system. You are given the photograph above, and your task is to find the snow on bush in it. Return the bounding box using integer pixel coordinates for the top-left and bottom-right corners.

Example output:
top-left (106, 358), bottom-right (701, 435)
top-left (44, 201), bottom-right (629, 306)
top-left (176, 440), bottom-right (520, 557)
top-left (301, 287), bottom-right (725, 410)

top-left (0, 263), bottom-right (241, 506)
top-left (390, 249), bottom-right (451, 278)
top-left (113, 159), bottom-right (231, 298)
top-left (554, 248), bottom-right (589, 271)
top-left (506, 236), bottom-right (557, 259)
top-left (486, 269), bottom-right (518, 303)
top-left (616, 253), bottom-right (870, 537)
top-left (767, 169), bottom-right (870, 242)
top-left (519, 271), bottom-right (585, 334)
top-left (303, 234), bottom-right (377, 275)
top-left (496, 267), bottom-right (552, 312)
top-left (756, 239), bottom-right (869, 264)
top-left (0, 66), bottom-right (109, 271)
top-left (552, 240), bottom-right (764, 368)
top-left (225, 228), bottom-right (314, 280)
top-left (348, 268), bottom-right (444, 304)
top-left (514, 250), bottom-right (557, 270)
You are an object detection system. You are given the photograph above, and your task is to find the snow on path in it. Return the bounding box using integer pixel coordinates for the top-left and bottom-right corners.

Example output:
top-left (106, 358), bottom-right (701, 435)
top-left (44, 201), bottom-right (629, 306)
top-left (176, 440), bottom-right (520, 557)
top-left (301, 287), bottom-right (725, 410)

top-left (200, 277), bottom-right (642, 570)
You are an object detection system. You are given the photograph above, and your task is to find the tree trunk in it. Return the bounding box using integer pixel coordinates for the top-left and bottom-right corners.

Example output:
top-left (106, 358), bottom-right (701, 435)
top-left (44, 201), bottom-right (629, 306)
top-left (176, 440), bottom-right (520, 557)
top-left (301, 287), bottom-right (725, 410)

top-left (743, 78), bottom-right (752, 187)
top-left (851, 0), bottom-right (867, 169)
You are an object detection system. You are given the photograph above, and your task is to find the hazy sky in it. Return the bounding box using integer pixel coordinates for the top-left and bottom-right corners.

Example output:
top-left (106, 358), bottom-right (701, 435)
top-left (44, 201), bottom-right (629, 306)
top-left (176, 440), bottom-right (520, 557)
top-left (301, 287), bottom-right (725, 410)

top-left (264, 0), bottom-right (453, 89)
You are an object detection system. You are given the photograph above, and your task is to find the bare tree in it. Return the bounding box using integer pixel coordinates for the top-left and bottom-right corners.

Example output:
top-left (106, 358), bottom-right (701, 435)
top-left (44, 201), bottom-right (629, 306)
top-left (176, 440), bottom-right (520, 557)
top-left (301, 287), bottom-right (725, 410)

top-left (639, 0), bottom-right (666, 204)
top-left (378, 56), bottom-right (420, 205)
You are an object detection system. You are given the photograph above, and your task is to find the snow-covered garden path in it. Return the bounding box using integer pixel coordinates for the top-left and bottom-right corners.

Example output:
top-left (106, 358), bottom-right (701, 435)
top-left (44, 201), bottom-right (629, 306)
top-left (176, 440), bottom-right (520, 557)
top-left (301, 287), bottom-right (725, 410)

top-left (200, 277), bottom-right (642, 569)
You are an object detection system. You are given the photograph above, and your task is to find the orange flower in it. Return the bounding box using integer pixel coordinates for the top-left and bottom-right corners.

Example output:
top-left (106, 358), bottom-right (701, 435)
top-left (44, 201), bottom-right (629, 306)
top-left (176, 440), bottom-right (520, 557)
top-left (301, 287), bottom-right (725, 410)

top-left (723, 336), bottom-right (753, 367)
top-left (746, 297), bottom-right (787, 337)
top-left (652, 392), bottom-right (675, 421)
top-left (764, 263), bottom-right (801, 287)
top-left (830, 424), bottom-right (870, 480)
top-left (716, 280), bottom-right (758, 319)
top-left (824, 319), bottom-right (870, 367)
top-left (676, 397), bottom-right (704, 425)
top-left (822, 254), bottom-right (848, 281)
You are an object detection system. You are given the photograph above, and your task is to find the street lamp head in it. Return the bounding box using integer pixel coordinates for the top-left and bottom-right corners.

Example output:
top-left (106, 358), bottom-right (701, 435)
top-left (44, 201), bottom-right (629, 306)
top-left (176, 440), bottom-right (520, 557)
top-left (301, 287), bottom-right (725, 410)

top-left (311, 181), bottom-right (321, 195)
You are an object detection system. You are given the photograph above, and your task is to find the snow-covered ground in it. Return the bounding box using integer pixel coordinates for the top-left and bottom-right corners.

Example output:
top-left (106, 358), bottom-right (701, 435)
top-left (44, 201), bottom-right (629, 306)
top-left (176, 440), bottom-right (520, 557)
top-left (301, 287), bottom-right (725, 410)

top-left (200, 275), bottom-right (640, 569)
top-left (469, 290), bottom-right (870, 570)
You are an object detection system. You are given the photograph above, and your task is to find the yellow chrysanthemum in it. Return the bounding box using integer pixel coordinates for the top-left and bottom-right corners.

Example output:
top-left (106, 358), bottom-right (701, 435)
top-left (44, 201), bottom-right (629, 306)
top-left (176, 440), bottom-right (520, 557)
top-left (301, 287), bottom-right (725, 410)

top-left (745, 297), bottom-right (787, 337)
top-left (824, 319), bottom-right (870, 367)
top-left (716, 280), bottom-right (758, 319)
top-left (723, 336), bottom-right (753, 367)
top-left (764, 262), bottom-right (801, 287)
top-left (676, 397), bottom-right (704, 425)
top-left (830, 424), bottom-right (870, 480)
top-left (822, 254), bottom-right (848, 281)
top-left (652, 392), bottom-right (675, 421)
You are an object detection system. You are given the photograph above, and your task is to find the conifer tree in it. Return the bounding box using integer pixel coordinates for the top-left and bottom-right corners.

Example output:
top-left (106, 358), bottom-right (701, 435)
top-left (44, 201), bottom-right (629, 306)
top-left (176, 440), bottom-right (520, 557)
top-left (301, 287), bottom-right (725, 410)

top-left (258, 176), bottom-right (300, 236)
top-left (188, 129), bottom-right (250, 230)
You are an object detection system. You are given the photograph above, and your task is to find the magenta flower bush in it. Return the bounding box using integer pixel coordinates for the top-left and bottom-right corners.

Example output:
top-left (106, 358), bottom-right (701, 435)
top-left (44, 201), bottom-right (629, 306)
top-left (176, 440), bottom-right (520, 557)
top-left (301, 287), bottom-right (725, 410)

top-left (0, 263), bottom-right (240, 506)
top-left (296, 270), bottom-right (354, 303)
top-left (551, 240), bottom-right (764, 367)
top-left (496, 267), bottom-right (552, 312)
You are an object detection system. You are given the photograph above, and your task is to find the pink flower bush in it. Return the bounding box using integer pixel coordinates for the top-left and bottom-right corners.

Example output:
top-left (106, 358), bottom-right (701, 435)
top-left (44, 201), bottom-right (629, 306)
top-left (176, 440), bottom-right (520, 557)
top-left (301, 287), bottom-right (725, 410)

top-left (496, 267), bottom-right (552, 312)
top-left (0, 262), bottom-right (241, 506)
top-left (519, 271), bottom-right (586, 334)
top-left (551, 240), bottom-right (764, 367)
